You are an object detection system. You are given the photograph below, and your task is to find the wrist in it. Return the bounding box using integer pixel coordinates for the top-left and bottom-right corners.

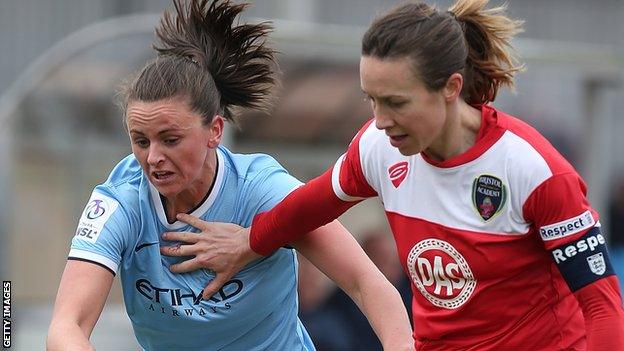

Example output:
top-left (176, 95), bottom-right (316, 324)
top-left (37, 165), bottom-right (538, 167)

top-left (385, 345), bottom-right (413, 351)
top-left (382, 340), bottom-right (413, 351)
top-left (241, 227), bottom-right (263, 261)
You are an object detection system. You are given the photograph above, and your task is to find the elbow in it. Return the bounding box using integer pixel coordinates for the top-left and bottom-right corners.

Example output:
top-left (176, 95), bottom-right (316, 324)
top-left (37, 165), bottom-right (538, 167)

top-left (348, 270), bottom-right (401, 305)
top-left (46, 320), bottom-right (69, 351)
top-left (46, 322), bottom-right (62, 351)
top-left (46, 320), bottom-right (96, 351)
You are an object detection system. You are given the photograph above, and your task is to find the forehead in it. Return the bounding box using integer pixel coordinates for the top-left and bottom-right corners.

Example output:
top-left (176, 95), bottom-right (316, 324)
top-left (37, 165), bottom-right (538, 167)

top-left (359, 56), bottom-right (422, 95)
top-left (126, 98), bottom-right (202, 130)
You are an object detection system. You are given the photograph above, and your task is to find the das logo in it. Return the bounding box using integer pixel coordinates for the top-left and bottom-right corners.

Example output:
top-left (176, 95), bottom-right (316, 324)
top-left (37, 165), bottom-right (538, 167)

top-left (388, 162), bottom-right (409, 188)
top-left (407, 239), bottom-right (476, 309)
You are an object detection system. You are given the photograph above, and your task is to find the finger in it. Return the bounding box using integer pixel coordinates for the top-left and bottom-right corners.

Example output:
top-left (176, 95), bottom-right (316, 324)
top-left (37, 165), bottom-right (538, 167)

top-left (169, 258), bottom-right (202, 273)
top-left (160, 244), bottom-right (195, 257)
top-left (202, 274), bottom-right (232, 300)
top-left (176, 213), bottom-right (209, 230)
top-left (177, 214), bottom-right (241, 232)
top-left (162, 231), bottom-right (200, 243)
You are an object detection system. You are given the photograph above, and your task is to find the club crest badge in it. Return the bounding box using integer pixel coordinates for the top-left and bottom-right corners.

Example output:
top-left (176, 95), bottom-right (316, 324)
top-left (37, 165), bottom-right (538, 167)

top-left (472, 174), bottom-right (506, 221)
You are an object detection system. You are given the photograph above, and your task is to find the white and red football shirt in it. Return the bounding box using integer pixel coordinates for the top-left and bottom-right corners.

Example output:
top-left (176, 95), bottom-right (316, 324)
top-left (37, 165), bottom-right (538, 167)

top-left (330, 105), bottom-right (600, 350)
top-left (250, 104), bottom-right (618, 350)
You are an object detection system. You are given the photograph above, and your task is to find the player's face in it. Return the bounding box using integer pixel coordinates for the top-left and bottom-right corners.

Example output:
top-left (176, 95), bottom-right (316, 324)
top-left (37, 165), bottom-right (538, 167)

top-left (125, 97), bottom-right (222, 200)
top-left (360, 56), bottom-right (447, 156)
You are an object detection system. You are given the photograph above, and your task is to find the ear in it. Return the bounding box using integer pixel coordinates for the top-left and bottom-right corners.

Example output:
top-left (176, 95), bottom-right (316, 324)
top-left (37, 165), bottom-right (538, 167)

top-left (443, 72), bottom-right (464, 102)
top-left (207, 115), bottom-right (224, 149)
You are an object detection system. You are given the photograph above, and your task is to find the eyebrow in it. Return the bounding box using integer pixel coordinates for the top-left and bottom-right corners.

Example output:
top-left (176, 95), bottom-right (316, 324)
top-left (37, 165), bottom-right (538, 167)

top-left (361, 89), bottom-right (404, 100)
top-left (128, 128), bottom-right (181, 136)
top-left (362, 93), bottom-right (405, 101)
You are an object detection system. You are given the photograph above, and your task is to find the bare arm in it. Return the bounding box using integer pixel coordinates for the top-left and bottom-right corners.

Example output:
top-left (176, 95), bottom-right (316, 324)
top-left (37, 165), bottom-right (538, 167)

top-left (47, 260), bottom-right (114, 351)
top-left (293, 220), bottom-right (414, 351)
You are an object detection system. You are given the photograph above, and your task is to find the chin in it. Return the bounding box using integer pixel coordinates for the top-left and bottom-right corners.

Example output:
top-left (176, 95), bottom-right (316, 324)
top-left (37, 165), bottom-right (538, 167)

top-left (398, 146), bottom-right (419, 157)
top-left (154, 184), bottom-right (178, 198)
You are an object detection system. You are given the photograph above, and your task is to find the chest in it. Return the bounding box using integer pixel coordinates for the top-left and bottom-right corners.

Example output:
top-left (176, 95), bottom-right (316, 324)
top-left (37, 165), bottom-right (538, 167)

top-left (376, 154), bottom-right (530, 234)
top-left (372, 155), bottom-right (551, 307)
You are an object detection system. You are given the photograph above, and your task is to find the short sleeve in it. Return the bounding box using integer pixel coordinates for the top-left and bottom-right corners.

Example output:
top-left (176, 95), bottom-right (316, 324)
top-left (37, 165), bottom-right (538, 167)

top-left (331, 119), bottom-right (378, 201)
top-left (523, 172), bottom-right (599, 250)
top-left (68, 187), bottom-right (133, 275)
top-left (241, 165), bottom-right (303, 227)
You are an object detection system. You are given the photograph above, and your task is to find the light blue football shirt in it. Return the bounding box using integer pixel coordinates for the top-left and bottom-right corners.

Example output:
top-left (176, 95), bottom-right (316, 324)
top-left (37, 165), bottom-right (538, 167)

top-left (69, 146), bottom-right (315, 351)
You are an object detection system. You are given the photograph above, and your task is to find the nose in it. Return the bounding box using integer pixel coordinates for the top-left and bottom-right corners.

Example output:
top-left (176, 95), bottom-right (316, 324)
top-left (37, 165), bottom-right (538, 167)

top-left (374, 105), bottom-right (394, 130)
top-left (147, 143), bottom-right (165, 167)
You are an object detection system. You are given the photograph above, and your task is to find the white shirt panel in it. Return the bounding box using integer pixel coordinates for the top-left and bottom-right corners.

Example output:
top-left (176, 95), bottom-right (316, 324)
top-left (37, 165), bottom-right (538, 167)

top-left (358, 128), bottom-right (554, 235)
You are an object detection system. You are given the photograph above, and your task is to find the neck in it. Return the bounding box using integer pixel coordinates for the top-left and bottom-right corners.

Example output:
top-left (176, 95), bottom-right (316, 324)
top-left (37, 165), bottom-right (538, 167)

top-left (163, 150), bottom-right (217, 222)
top-left (424, 101), bottom-right (482, 162)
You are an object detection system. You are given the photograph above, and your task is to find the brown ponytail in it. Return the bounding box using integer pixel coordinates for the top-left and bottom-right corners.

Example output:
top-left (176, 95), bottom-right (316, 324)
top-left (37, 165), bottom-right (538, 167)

top-left (119, 0), bottom-right (278, 124)
top-left (362, 0), bottom-right (523, 105)
top-left (449, 0), bottom-right (524, 104)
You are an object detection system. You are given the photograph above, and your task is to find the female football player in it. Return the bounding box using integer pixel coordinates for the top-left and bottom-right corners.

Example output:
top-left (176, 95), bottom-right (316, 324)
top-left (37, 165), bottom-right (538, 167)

top-left (169, 0), bottom-right (624, 349)
top-left (46, 1), bottom-right (413, 350)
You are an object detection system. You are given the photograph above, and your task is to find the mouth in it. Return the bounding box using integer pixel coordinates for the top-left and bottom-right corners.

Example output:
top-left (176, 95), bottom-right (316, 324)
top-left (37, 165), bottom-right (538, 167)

top-left (388, 134), bottom-right (408, 148)
top-left (152, 171), bottom-right (174, 182)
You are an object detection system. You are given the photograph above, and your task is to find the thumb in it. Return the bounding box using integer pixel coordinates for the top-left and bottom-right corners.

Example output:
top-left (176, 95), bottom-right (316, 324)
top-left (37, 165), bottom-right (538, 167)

top-left (202, 274), bottom-right (230, 300)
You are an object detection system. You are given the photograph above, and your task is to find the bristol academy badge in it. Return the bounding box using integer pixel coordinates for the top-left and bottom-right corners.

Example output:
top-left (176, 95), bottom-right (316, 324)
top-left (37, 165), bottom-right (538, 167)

top-left (472, 175), bottom-right (506, 221)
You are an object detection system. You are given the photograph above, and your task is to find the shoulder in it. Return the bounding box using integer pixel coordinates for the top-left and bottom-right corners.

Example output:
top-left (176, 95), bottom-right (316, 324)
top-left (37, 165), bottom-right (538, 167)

top-left (345, 118), bottom-right (396, 165)
top-left (496, 109), bottom-right (576, 176)
top-left (219, 146), bottom-right (290, 182)
top-left (352, 118), bottom-right (385, 149)
top-left (487, 109), bottom-right (590, 216)
top-left (102, 154), bottom-right (143, 189)
top-left (347, 118), bottom-right (405, 171)
top-left (481, 109), bottom-right (580, 199)
top-left (91, 154), bottom-right (143, 218)
top-left (217, 147), bottom-right (301, 221)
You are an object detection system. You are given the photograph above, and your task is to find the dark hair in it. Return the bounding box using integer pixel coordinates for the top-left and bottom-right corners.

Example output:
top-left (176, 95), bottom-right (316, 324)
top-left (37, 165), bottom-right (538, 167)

top-left (119, 0), bottom-right (277, 124)
top-left (362, 0), bottom-right (523, 105)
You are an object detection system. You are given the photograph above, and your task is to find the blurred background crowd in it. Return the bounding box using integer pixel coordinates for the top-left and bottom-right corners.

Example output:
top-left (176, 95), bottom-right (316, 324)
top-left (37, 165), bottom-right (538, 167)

top-left (0, 0), bottom-right (623, 350)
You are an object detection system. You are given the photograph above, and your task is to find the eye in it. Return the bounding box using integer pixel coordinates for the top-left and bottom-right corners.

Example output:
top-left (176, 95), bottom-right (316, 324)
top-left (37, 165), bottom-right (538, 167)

top-left (164, 138), bottom-right (180, 146)
top-left (133, 138), bottom-right (149, 148)
top-left (364, 95), bottom-right (376, 109)
top-left (387, 100), bottom-right (407, 109)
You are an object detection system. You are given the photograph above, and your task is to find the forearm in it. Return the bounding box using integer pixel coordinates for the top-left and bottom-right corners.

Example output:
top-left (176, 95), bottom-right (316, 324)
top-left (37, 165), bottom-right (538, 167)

top-left (342, 270), bottom-right (414, 351)
top-left (295, 222), bottom-right (414, 350)
top-left (47, 320), bottom-right (95, 351)
top-left (47, 260), bottom-right (113, 351)
top-left (574, 275), bottom-right (624, 350)
top-left (251, 168), bottom-right (358, 255)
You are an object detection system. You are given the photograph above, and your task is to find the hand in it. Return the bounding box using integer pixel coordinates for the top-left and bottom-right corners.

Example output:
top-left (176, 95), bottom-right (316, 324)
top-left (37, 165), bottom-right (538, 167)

top-left (160, 213), bottom-right (262, 299)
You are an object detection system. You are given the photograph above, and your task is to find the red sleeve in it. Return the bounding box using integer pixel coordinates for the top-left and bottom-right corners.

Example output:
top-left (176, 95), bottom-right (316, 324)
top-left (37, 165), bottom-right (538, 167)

top-left (250, 120), bottom-right (379, 256)
top-left (574, 275), bottom-right (624, 350)
top-left (337, 119), bottom-right (377, 198)
top-left (523, 172), bottom-right (598, 249)
top-left (249, 168), bottom-right (359, 255)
